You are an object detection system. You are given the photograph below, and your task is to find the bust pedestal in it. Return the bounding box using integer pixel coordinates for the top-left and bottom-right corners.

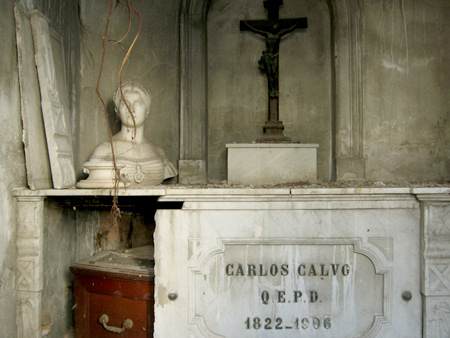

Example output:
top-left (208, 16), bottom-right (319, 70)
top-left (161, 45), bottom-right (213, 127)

top-left (226, 143), bottom-right (319, 185)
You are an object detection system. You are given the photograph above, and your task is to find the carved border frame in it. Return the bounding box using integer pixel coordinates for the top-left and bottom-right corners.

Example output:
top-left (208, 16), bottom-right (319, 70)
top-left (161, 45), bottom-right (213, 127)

top-left (178, 0), bottom-right (364, 183)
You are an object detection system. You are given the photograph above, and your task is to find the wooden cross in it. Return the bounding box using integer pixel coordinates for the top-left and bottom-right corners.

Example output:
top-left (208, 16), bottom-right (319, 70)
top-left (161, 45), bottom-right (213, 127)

top-left (240, 0), bottom-right (307, 142)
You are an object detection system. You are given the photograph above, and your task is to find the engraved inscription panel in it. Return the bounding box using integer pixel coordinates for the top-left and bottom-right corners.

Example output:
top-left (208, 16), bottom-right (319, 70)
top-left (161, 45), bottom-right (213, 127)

top-left (155, 205), bottom-right (421, 338)
top-left (189, 240), bottom-right (388, 338)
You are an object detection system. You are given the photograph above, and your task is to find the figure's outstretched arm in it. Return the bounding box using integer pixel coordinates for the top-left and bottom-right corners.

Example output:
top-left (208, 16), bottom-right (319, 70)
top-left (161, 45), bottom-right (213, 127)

top-left (278, 22), bottom-right (300, 37)
top-left (242, 21), bottom-right (268, 37)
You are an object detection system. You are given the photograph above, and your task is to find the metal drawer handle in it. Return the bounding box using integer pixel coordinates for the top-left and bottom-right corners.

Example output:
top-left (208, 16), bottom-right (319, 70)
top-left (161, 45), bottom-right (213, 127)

top-left (99, 314), bottom-right (133, 334)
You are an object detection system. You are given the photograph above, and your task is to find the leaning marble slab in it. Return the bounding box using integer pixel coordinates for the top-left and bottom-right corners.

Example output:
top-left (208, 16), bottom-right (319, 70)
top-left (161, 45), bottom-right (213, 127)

top-left (14, 3), bottom-right (52, 190)
top-left (30, 10), bottom-right (76, 188)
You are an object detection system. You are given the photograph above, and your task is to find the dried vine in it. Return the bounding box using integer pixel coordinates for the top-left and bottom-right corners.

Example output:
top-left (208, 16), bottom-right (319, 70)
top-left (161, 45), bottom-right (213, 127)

top-left (117, 0), bottom-right (142, 140)
top-left (96, 0), bottom-right (141, 226)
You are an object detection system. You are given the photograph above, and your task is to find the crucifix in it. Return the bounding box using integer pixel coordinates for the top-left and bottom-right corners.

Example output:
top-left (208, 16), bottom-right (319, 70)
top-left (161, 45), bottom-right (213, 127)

top-left (240, 0), bottom-right (307, 142)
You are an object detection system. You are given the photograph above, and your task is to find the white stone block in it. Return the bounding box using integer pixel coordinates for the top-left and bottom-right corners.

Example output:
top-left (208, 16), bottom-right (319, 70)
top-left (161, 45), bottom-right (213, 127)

top-left (226, 143), bottom-right (319, 185)
top-left (154, 194), bottom-right (421, 337)
top-left (14, 3), bottom-right (52, 190)
top-left (30, 11), bottom-right (76, 189)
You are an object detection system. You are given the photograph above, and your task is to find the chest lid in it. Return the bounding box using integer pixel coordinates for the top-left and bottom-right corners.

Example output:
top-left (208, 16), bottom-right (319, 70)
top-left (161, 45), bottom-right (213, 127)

top-left (71, 245), bottom-right (154, 278)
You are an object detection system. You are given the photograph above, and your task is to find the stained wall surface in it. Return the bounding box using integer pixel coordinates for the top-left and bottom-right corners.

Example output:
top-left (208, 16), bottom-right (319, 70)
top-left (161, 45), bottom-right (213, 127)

top-left (362, 0), bottom-right (450, 182)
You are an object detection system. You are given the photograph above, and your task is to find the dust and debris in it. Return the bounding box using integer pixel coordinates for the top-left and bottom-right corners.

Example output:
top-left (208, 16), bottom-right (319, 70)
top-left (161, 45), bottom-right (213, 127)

top-left (162, 180), bottom-right (450, 189)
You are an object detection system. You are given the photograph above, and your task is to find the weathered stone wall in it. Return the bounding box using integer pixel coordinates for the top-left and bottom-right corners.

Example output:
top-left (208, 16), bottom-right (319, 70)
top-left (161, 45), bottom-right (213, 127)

top-left (0, 2), bottom-right (26, 337)
top-left (362, 0), bottom-right (450, 182)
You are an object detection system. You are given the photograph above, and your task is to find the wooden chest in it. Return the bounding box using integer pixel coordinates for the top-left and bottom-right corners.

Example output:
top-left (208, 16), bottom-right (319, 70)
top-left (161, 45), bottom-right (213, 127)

top-left (71, 246), bottom-right (154, 338)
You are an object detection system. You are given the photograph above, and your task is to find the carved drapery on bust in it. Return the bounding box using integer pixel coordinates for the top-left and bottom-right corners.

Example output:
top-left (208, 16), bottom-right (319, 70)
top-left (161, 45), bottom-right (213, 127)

top-left (77, 80), bottom-right (177, 188)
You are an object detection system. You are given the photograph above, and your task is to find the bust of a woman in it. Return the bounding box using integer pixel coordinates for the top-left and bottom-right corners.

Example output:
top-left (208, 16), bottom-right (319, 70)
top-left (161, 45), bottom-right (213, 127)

top-left (77, 80), bottom-right (177, 188)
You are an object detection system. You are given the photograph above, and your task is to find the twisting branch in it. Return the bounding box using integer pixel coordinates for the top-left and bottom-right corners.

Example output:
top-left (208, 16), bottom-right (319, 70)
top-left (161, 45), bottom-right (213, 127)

top-left (95, 0), bottom-right (141, 227)
top-left (110, 0), bottom-right (131, 47)
top-left (96, 0), bottom-right (121, 225)
top-left (118, 0), bottom-right (142, 140)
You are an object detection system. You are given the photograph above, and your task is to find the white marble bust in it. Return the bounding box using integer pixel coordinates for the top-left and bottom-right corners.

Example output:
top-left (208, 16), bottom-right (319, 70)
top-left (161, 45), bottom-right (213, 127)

top-left (77, 80), bottom-right (177, 188)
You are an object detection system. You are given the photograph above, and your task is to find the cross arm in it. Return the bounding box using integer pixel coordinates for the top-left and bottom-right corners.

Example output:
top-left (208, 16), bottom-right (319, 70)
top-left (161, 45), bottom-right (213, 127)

top-left (240, 20), bottom-right (271, 32)
top-left (278, 18), bottom-right (307, 29)
top-left (240, 17), bottom-right (307, 33)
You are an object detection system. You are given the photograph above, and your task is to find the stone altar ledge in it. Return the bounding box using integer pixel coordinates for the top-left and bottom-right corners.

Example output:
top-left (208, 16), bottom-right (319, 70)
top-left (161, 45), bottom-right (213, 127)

top-left (11, 185), bottom-right (450, 198)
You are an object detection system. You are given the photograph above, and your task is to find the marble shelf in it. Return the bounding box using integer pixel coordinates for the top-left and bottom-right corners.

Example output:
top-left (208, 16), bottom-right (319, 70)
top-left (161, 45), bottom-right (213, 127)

top-left (12, 185), bottom-right (450, 198)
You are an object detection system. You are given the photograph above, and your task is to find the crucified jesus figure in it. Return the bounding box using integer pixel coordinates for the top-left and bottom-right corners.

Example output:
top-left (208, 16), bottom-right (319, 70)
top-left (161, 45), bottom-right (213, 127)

top-left (242, 21), bottom-right (301, 98)
top-left (240, 0), bottom-right (307, 142)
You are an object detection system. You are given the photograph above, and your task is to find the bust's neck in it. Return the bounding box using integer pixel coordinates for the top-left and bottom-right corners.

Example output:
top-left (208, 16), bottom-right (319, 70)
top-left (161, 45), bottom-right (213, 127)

top-left (116, 125), bottom-right (145, 144)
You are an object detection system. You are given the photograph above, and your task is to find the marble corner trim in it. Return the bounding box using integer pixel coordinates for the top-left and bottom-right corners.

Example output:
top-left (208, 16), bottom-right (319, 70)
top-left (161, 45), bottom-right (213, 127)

top-left (419, 194), bottom-right (450, 337)
top-left (15, 197), bottom-right (45, 338)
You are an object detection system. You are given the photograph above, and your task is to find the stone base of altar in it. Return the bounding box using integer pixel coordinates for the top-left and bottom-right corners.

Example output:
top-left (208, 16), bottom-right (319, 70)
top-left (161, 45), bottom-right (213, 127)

top-left (226, 143), bottom-right (319, 185)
